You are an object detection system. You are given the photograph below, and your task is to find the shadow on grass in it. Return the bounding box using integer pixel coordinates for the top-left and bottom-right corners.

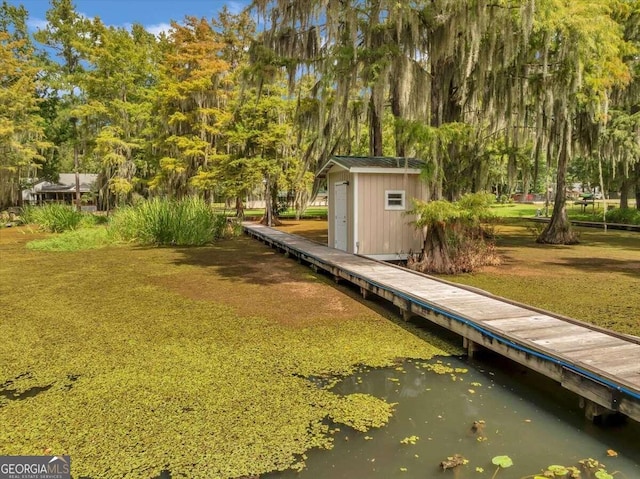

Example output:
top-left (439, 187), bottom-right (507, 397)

top-left (496, 221), bottom-right (640, 251)
top-left (170, 236), bottom-right (311, 286)
top-left (280, 228), bottom-right (328, 245)
top-left (544, 257), bottom-right (640, 280)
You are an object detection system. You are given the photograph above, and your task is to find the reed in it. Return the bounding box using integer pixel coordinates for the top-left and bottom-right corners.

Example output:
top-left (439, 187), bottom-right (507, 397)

top-left (23, 203), bottom-right (84, 232)
top-left (111, 197), bottom-right (231, 246)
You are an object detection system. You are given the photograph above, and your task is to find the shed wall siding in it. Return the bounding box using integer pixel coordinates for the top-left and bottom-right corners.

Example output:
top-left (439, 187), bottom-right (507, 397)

top-left (357, 174), bottom-right (424, 256)
top-left (327, 168), bottom-right (353, 252)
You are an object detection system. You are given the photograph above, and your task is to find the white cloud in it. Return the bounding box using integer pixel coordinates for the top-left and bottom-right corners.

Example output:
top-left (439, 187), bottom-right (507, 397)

top-left (27, 18), bottom-right (49, 31)
top-left (145, 22), bottom-right (172, 37)
top-left (227, 1), bottom-right (245, 15)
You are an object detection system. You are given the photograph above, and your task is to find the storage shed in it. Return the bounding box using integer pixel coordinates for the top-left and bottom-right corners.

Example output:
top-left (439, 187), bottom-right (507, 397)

top-left (317, 156), bottom-right (428, 260)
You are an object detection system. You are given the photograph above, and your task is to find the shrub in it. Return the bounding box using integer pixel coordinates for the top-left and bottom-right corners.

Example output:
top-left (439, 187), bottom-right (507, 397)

top-left (605, 207), bottom-right (640, 225)
top-left (110, 197), bottom-right (234, 246)
top-left (408, 192), bottom-right (500, 274)
top-left (80, 213), bottom-right (110, 228)
top-left (26, 203), bottom-right (84, 232)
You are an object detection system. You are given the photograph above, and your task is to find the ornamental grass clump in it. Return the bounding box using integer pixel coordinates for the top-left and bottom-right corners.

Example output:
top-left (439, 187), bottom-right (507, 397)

top-left (23, 203), bottom-right (84, 232)
top-left (111, 197), bottom-right (231, 246)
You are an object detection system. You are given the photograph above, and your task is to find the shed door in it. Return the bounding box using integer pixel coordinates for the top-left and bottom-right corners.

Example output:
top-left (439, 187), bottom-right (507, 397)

top-left (334, 182), bottom-right (348, 251)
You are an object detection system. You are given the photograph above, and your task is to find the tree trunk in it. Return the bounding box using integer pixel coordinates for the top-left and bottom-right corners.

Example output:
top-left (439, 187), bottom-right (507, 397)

top-left (620, 177), bottom-right (630, 209)
top-left (634, 162), bottom-right (640, 210)
top-left (260, 176), bottom-right (282, 227)
top-left (235, 196), bottom-right (244, 219)
top-left (409, 222), bottom-right (455, 274)
top-left (391, 82), bottom-right (405, 157)
top-left (537, 121), bottom-right (578, 244)
top-left (369, 95), bottom-right (383, 157)
top-left (263, 177), bottom-right (273, 226)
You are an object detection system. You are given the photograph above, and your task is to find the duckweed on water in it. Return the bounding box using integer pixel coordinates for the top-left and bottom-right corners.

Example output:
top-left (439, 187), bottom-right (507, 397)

top-left (0, 231), bottom-right (456, 478)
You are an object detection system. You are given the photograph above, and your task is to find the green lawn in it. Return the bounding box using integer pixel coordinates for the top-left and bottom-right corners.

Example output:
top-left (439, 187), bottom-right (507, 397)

top-left (446, 223), bottom-right (640, 335)
top-left (0, 227), bottom-right (453, 479)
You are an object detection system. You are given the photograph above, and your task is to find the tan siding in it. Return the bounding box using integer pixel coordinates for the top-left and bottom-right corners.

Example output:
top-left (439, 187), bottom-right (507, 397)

top-left (357, 173), bottom-right (424, 256)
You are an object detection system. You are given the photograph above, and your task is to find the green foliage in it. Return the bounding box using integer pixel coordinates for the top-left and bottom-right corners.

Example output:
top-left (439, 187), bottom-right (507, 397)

top-left (399, 435), bottom-right (420, 445)
top-left (413, 193), bottom-right (496, 230)
top-left (80, 213), bottom-right (109, 227)
top-left (457, 192), bottom-right (496, 224)
top-left (110, 197), bottom-right (233, 246)
top-left (490, 455), bottom-right (513, 479)
top-left (605, 207), bottom-right (640, 225)
top-left (26, 203), bottom-right (83, 232)
top-left (326, 393), bottom-right (396, 432)
top-left (412, 199), bottom-right (461, 228)
top-left (491, 455), bottom-right (513, 468)
top-left (0, 3), bottom-right (49, 208)
top-left (26, 226), bottom-right (112, 251)
top-left (409, 193), bottom-right (499, 274)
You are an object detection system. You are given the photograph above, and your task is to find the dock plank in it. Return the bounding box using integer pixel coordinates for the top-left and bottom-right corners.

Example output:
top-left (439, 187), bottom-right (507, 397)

top-left (243, 223), bottom-right (640, 423)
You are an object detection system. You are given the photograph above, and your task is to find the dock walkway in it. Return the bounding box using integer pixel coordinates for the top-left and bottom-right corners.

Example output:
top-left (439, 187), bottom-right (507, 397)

top-left (244, 223), bottom-right (640, 422)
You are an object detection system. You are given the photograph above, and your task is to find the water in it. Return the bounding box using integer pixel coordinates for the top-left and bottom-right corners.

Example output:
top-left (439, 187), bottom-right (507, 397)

top-left (266, 355), bottom-right (640, 479)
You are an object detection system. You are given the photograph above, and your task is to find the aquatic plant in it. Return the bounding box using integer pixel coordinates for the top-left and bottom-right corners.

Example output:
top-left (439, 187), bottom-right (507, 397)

top-left (511, 458), bottom-right (624, 479)
top-left (491, 455), bottom-right (513, 479)
top-left (24, 203), bottom-right (84, 232)
top-left (110, 197), bottom-right (233, 246)
top-left (1, 233), bottom-right (453, 478)
top-left (326, 393), bottom-right (396, 432)
top-left (400, 435), bottom-right (419, 445)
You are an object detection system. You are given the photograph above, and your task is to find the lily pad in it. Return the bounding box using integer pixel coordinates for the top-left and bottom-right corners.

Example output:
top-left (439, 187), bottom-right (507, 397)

top-left (492, 455), bottom-right (513, 468)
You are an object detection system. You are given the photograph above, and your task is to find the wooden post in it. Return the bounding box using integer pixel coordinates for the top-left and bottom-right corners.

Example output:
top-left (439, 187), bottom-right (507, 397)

top-left (463, 338), bottom-right (479, 358)
top-left (360, 287), bottom-right (369, 300)
top-left (579, 397), bottom-right (614, 423)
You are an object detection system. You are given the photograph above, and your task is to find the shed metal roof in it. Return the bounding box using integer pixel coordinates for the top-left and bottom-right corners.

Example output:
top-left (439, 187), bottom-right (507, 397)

top-left (317, 156), bottom-right (424, 177)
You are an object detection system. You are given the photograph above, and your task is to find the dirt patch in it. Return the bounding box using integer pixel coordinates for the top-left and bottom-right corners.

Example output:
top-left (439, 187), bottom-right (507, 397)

top-left (150, 236), bottom-right (365, 326)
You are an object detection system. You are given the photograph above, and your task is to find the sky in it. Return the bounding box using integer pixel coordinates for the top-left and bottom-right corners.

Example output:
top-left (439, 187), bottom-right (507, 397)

top-left (18, 0), bottom-right (251, 36)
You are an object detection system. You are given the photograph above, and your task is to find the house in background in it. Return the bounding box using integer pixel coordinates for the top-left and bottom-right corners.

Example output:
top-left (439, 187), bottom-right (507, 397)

top-left (22, 173), bottom-right (98, 210)
top-left (317, 156), bottom-right (428, 260)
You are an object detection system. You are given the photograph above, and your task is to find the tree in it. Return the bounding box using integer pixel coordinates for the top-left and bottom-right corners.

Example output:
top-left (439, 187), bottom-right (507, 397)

top-left (226, 78), bottom-right (298, 226)
top-left (532, 0), bottom-right (631, 243)
top-left (84, 22), bottom-right (160, 208)
top-left (151, 16), bottom-right (230, 199)
top-left (252, 0), bottom-right (535, 195)
top-left (35, 0), bottom-right (94, 210)
top-left (0, 1), bottom-right (48, 208)
top-left (408, 192), bottom-right (499, 274)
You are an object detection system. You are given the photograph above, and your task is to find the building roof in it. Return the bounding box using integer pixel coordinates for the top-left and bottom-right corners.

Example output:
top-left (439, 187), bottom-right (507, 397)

top-left (317, 156), bottom-right (424, 177)
top-left (27, 174), bottom-right (98, 195)
top-left (39, 183), bottom-right (94, 194)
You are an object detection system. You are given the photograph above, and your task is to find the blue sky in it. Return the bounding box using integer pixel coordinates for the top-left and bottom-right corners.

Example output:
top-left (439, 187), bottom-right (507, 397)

top-left (18, 0), bottom-right (250, 35)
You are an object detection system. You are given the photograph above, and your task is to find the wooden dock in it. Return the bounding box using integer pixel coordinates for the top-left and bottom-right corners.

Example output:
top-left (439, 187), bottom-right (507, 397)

top-left (243, 223), bottom-right (640, 423)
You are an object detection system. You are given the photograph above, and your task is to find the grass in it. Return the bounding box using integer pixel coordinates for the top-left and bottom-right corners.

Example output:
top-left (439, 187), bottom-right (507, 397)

top-left (22, 203), bottom-right (84, 232)
top-left (277, 219), bottom-right (640, 336)
top-left (26, 227), bottom-right (113, 252)
top-left (0, 227), bottom-right (454, 479)
top-left (490, 203), bottom-right (539, 217)
top-left (110, 197), bottom-right (231, 246)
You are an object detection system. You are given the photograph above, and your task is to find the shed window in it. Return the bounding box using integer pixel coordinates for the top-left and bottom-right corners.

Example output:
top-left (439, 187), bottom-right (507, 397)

top-left (385, 190), bottom-right (405, 210)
